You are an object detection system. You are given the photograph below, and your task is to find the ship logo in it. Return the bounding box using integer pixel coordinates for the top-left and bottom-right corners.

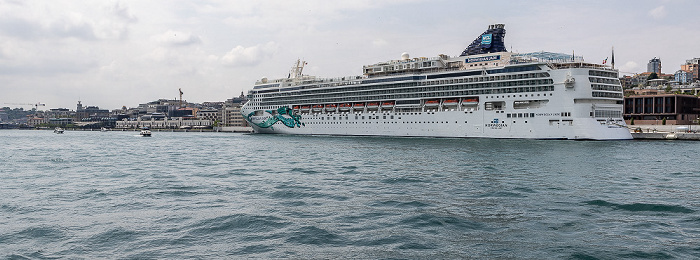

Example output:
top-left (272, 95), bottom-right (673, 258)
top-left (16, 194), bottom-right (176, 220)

top-left (481, 34), bottom-right (492, 45)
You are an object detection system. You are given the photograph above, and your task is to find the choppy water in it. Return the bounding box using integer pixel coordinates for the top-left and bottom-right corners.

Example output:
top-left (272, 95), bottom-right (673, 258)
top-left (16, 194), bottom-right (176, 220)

top-left (1, 130), bottom-right (699, 259)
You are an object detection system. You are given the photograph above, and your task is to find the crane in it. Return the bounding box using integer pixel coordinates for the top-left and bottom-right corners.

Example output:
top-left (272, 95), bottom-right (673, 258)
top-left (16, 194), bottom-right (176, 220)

top-left (1, 102), bottom-right (45, 118)
top-left (2, 102), bottom-right (46, 110)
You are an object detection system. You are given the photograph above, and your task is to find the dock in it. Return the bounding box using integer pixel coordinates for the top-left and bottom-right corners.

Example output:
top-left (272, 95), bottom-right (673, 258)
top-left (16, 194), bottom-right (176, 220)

top-left (629, 124), bottom-right (700, 140)
top-left (632, 132), bottom-right (700, 140)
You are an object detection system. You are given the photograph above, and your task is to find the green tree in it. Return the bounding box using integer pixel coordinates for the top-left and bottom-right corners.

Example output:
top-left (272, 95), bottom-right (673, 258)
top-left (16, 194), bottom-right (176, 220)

top-left (662, 117), bottom-right (666, 125)
top-left (647, 72), bottom-right (659, 80)
top-left (630, 118), bottom-right (634, 125)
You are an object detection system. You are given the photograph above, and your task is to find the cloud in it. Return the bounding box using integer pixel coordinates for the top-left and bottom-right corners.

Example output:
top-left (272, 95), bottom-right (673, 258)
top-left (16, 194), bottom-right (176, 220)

top-left (221, 42), bottom-right (278, 67)
top-left (372, 38), bottom-right (389, 48)
top-left (109, 1), bottom-right (137, 22)
top-left (649, 6), bottom-right (667, 20)
top-left (619, 61), bottom-right (639, 75)
top-left (152, 30), bottom-right (202, 47)
top-left (0, 2), bottom-right (135, 41)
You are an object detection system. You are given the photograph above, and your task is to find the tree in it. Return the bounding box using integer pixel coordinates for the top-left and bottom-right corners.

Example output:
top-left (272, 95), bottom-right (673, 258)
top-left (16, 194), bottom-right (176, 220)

top-left (630, 118), bottom-right (635, 125)
top-left (662, 117), bottom-right (666, 125)
top-left (647, 72), bottom-right (659, 80)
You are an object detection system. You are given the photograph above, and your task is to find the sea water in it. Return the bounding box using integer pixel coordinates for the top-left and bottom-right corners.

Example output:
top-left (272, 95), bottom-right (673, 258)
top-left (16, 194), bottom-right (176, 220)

top-left (1, 130), bottom-right (698, 259)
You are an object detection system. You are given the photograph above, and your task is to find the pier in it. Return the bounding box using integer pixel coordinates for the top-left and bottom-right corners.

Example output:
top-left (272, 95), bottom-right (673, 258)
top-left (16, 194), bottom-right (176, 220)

top-left (629, 124), bottom-right (700, 140)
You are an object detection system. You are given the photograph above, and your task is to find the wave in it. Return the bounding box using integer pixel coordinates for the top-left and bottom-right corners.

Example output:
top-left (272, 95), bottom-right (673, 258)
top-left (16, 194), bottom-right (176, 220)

top-left (584, 200), bottom-right (694, 213)
top-left (187, 214), bottom-right (290, 235)
top-left (286, 226), bottom-right (346, 245)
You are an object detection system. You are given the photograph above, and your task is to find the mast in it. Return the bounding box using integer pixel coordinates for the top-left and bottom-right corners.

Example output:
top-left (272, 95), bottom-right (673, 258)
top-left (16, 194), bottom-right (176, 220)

top-left (290, 59), bottom-right (306, 79)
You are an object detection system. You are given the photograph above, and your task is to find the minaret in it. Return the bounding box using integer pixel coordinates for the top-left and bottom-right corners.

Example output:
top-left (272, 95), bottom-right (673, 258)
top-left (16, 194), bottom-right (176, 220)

top-left (611, 46), bottom-right (615, 70)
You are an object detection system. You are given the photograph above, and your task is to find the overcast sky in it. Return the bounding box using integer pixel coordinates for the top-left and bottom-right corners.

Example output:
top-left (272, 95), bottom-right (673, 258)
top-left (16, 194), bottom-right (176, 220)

top-left (1, 0), bottom-right (699, 110)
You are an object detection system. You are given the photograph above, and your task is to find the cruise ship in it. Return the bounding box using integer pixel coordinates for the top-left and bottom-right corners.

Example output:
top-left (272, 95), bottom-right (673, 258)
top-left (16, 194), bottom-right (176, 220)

top-left (241, 24), bottom-right (632, 140)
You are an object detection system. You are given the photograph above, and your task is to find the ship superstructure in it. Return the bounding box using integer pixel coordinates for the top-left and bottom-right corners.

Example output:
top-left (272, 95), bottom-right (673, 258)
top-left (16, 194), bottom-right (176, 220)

top-left (241, 24), bottom-right (632, 140)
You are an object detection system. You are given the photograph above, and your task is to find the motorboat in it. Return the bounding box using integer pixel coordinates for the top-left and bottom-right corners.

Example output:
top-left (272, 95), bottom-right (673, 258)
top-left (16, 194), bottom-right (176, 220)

top-left (140, 127), bottom-right (152, 137)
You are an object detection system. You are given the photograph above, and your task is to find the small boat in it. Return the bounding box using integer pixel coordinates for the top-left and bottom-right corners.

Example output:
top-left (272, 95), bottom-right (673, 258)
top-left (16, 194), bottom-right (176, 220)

top-left (443, 99), bottom-right (459, 106)
top-left (140, 127), bottom-right (152, 137)
top-left (312, 105), bottom-right (323, 112)
top-left (353, 103), bottom-right (365, 109)
top-left (424, 100), bottom-right (440, 107)
top-left (381, 101), bottom-right (395, 108)
top-left (367, 102), bottom-right (380, 109)
top-left (462, 97), bottom-right (479, 104)
top-left (54, 127), bottom-right (64, 134)
top-left (100, 127), bottom-right (108, 132)
top-left (325, 104), bottom-right (337, 112)
top-left (300, 105), bottom-right (311, 112)
top-left (338, 103), bottom-right (352, 111)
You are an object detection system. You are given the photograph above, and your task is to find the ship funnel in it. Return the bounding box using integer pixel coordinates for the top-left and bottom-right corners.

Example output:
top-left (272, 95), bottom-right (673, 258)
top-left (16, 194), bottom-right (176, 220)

top-left (460, 24), bottom-right (507, 56)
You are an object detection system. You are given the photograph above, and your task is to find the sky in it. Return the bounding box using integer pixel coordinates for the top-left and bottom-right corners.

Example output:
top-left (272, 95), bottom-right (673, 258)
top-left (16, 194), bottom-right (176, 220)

top-left (1, 0), bottom-right (699, 110)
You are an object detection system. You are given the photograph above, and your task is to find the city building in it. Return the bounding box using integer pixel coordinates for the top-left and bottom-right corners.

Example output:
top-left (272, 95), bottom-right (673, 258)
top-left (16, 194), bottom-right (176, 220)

top-left (624, 94), bottom-right (700, 125)
top-left (221, 93), bottom-right (248, 128)
top-left (0, 109), bottom-right (8, 122)
top-left (681, 58), bottom-right (699, 82)
top-left (196, 109), bottom-right (220, 123)
top-left (647, 57), bottom-right (662, 74)
top-left (675, 70), bottom-right (693, 84)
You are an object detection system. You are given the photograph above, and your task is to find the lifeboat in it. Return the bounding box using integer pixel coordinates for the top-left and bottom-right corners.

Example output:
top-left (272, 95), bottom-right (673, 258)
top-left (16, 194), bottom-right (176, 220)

top-left (325, 104), bottom-right (337, 112)
top-left (443, 99), bottom-right (459, 106)
top-left (312, 104), bottom-right (323, 112)
top-left (367, 102), bottom-right (380, 109)
top-left (461, 97), bottom-right (479, 105)
top-left (338, 103), bottom-right (352, 111)
top-left (424, 100), bottom-right (440, 107)
top-left (381, 101), bottom-right (395, 109)
top-left (301, 105), bottom-right (311, 112)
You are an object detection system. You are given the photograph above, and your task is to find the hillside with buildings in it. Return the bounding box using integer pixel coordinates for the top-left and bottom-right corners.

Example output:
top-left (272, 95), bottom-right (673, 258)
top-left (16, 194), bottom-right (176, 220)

top-left (623, 57), bottom-right (700, 127)
top-left (0, 93), bottom-right (250, 132)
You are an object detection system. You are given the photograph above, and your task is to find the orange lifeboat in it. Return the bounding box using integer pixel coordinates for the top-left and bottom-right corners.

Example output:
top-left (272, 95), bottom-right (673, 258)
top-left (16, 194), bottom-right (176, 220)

top-left (338, 103), bottom-right (352, 111)
top-left (443, 99), bottom-right (459, 106)
top-left (367, 102), bottom-right (380, 109)
top-left (461, 97), bottom-right (479, 104)
top-left (381, 101), bottom-right (395, 108)
top-left (424, 100), bottom-right (440, 107)
top-left (312, 104), bottom-right (323, 112)
top-left (325, 104), bottom-right (337, 112)
top-left (301, 105), bottom-right (311, 112)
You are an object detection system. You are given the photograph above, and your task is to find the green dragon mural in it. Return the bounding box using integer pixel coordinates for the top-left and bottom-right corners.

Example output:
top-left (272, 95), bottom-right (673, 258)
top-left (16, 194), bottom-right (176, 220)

top-left (245, 107), bottom-right (304, 129)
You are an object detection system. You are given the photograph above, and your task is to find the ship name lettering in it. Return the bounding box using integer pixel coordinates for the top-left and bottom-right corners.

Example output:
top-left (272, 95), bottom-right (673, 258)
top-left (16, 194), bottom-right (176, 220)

top-left (485, 123), bottom-right (508, 129)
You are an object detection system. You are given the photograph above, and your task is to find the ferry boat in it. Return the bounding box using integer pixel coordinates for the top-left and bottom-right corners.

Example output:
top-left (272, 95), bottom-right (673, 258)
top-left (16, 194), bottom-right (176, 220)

top-left (241, 24), bottom-right (632, 140)
top-left (140, 127), bottom-right (152, 137)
